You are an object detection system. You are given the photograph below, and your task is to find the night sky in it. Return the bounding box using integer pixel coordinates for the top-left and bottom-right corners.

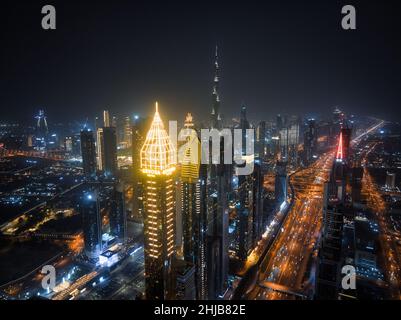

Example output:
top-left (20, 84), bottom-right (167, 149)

top-left (1, 0), bottom-right (400, 125)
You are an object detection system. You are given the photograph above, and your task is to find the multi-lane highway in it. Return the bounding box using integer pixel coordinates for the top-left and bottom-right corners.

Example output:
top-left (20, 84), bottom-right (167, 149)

top-left (245, 152), bottom-right (334, 300)
top-left (241, 120), bottom-right (389, 300)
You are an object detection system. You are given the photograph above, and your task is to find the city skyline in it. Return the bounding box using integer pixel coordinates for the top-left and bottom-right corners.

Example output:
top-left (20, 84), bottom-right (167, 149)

top-left (1, 0), bottom-right (401, 306)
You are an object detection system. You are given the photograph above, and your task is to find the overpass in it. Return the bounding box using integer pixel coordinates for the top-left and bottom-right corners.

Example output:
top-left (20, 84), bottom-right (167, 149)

top-left (258, 281), bottom-right (307, 299)
top-left (0, 148), bottom-right (73, 161)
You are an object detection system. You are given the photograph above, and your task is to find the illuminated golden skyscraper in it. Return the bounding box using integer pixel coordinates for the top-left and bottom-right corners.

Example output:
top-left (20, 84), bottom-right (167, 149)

top-left (180, 113), bottom-right (207, 299)
top-left (180, 113), bottom-right (200, 181)
top-left (140, 102), bottom-right (176, 300)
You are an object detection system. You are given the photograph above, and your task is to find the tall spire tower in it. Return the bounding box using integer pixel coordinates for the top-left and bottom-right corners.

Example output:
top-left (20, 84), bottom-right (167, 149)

top-left (211, 45), bottom-right (221, 129)
top-left (34, 110), bottom-right (49, 150)
top-left (205, 45), bottom-right (230, 299)
top-left (140, 102), bottom-right (176, 299)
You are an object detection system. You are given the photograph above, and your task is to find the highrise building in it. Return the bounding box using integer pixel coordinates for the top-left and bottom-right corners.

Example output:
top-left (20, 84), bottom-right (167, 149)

top-left (111, 116), bottom-right (117, 128)
top-left (339, 127), bottom-right (352, 164)
top-left (385, 171), bottom-right (396, 190)
top-left (279, 123), bottom-right (299, 163)
top-left (97, 110), bottom-right (118, 177)
top-left (332, 128), bottom-right (351, 203)
top-left (65, 136), bottom-right (73, 152)
top-left (236, 174), bottom-right (254, 261)
top-left (316, 128), bottom-right (351, 299)
top-left (131, 116), bottom-right (148, 221)
top-left (235, 105), bottom-right (254, 261)
top-left (110, 181), bottom-right (127, 243)
top-left (180, 113), bottom-right (207, 299)
top-left (80, 188), bottom-right (102, 260)
top-left (141, 103), bottom-right (176, 300)
top-left (276, 114), bottom-right (283, 131)
top-left (176, 260), bottom-right (196, 300)
top-left (274, 160), bottom-right (287, 207)
top-left (94, 116), bottom-right (100, 132)
top-left (123, 116), bottom-right (132, 148)
top-left (103, 110), bottom-right (111, 128)
top-left (351, 166), bottom-right (364, 204)
top-left (252, 160), bottom-right (264, 245)
top-left (72, 133), bottom-right (81, 156)
top-left (181, 113), bottom-right (200, 262)
top-left (80, 129), bottom-right (97, 178)
top-left (101, 127), bottom-right (118, 177)
top-left (34, 110), bottom-right (49, 150)
top-left (205, 47), bottom-right (230, 299)
top-left (197, 164), bottom-right (209, 300)
top-left (333, 107), bottom-right (343, 124)
top-left (316, 182), bottom-right (345, 299)
top-left (96, 128), bottom-right (104, 171)
top-left (255, 121), bottom-right (266, 160)
top-left (304, 119), bottom-right (317, 164)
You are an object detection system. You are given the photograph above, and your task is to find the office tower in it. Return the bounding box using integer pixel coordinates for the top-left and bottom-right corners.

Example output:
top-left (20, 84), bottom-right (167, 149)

top-left (205, 174), bottom-right (229, 300)
top-left (197, 164), bottom-right (208, 300)
top-left (103, 110), bottom-right (111, 128)
top-left (274, 160), bottom-right (287, 207)
top-left (316, 182), bottom-right (345, 299)
top-left (354, 217), bottom-right (380, 279)
top-left (34, 110), bottom-right (49, 150)
top-left (339, 127), bottom-right (352, 163)
top-left (111, 116), bottom-right (117, 128)
top-left (333, 107), bottom-right (343, 124)
top-left (110, 181), bottom-right (127, 243)
top-left (351, 166), bottom-right (364, 204)
top-left (256, 121), bottom-right (266, 160)
top-left (124, 116), bottom-right (132, 148)
top-left (316, 129), bottom-right (351, 299)
top-left (304, 118), bottom-right (317, 164)
top-left (97, 128), bottom-right (104, 171)
top-left (97, 111), bottom-right (118, 177)
top-left (72, 133), bottom-right (81, 156)
top-left (95, 116), bottom-right (100, 132)
top-left (80, 129), bottom-right (97, 178)
top-left (236, 173), bottom-right (254, 261)
top-left (385, 171), bottom-right (396, 190)
top-left (279, 126), bottom-right (289, 160)
top-left (235, 105), bottom-right (254, 261)
top-left (80, 189), bottom-right (102, 260)
top-left (279, 123), bottom-right (299, 164)
top-left (141, 103), bottom-right (176, 300)
top-left (180, 113), bottom-right (207, 299)
top-left (176, 179), bottom-right (183, 250)
top-left (176, 260), bottom-right (196, 300)
top-left (131, 116), bottom-right (147, 221)
top-left (332, 128), bottom-right (351, 203)
top-left (65, 136), bottom-right (73, 152)
top-left (205, 47), bottom-right (229, 298)
top-left (101, 127), bottom-right (118, 177)
top-left (331, 128), bottom-right (351, 204)
top-left (181, 113), bottom-right (200, 262)
top-left (252, 160), bottom-right (264, 244)
top-left (276, 114), bottom-right (283, 131)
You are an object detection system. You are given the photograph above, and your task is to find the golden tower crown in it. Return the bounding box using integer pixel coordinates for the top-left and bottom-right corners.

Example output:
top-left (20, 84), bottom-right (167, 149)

top-left (140, 102), bottom-right (176, 175)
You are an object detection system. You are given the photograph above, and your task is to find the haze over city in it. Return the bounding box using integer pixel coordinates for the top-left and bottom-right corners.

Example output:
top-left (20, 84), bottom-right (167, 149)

top-left (1, 0), bottom-right (401, 124)
top-left (1, 0), bottom-right (401, 307)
